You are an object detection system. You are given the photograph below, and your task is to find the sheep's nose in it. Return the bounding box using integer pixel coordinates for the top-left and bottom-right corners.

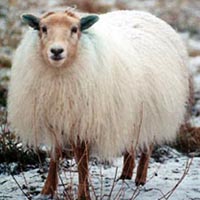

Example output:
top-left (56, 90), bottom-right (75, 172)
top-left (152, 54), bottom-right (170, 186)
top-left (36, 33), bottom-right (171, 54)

top-left (50, 48), bottom-right (64, 56)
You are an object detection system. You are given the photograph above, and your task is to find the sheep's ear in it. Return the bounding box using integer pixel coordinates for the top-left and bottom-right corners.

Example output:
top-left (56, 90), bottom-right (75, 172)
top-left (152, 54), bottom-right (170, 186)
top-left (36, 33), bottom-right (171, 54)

top-left (80, 15), bottom-right (99, 31)
top-left (21, 14), bottom-right (40, 30)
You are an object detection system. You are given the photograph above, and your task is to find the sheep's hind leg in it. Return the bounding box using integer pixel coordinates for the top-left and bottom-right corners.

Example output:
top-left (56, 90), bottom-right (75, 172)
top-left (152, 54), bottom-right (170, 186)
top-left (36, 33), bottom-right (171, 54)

top-left (135, 144), bottom-right (153, 186)
top-left (119, 150), bottom-right (135, 180)
top-left (72, 140), bottom-right (91, 200)
top-left (41, 154), bottom-right (59, 197)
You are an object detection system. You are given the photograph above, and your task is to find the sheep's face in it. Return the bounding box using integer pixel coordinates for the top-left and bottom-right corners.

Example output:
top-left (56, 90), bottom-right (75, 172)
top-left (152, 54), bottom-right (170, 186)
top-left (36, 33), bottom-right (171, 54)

top-left (22, 11), bottom-right (99, 68)
top-left (39, 12), bottom-right (80, 68)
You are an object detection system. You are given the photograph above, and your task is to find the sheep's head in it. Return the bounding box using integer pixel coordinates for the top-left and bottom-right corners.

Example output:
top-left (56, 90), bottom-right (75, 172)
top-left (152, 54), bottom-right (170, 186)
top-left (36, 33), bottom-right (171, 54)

top-left (22, 11), bottom-right (99, 67)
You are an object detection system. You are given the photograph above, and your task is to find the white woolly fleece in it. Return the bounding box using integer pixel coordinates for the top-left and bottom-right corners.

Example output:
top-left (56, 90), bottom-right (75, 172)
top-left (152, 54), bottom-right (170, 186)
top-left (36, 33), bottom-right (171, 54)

top-left (8, 10), bottom-right (189, 160)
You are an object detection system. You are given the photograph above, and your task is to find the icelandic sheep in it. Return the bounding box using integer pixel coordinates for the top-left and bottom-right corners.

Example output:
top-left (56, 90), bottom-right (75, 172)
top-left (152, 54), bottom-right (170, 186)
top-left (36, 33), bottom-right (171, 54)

top-left (8, 10), bottom-right (189, 199)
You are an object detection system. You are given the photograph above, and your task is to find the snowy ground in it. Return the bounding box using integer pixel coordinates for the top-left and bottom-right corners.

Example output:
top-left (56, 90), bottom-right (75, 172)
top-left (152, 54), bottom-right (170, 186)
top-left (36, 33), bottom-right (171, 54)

top-left (0, 147), bottom-right (200, 200)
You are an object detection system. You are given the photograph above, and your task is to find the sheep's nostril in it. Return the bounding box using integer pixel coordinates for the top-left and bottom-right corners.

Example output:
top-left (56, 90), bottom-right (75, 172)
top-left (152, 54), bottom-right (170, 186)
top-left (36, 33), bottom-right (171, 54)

top-left (50, 48), bottom-right (64, 56)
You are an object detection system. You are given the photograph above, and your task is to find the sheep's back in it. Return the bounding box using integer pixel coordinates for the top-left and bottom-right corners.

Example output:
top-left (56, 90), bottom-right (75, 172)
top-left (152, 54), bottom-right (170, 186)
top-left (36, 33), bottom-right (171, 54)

top-left (83, 10), bottom-right (189, 155)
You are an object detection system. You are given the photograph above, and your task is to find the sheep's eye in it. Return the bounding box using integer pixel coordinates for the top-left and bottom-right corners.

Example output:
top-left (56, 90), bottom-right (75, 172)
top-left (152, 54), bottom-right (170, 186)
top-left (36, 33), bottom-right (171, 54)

top-left (71, 26), bottom-right (78, 34)
top-left (41, 26), bottom-right (47, 33)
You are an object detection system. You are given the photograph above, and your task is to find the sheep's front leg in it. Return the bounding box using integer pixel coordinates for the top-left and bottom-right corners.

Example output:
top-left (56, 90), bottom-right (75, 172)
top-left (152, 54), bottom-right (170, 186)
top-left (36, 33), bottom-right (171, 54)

top-left (135, 144), bottom-right (154, 186)
top-left (41, 150), bottom-right (60, 197)
top-left (72, 140), bottom-right (91, 200)
top-left (119, 150), bottom-right (135, 180)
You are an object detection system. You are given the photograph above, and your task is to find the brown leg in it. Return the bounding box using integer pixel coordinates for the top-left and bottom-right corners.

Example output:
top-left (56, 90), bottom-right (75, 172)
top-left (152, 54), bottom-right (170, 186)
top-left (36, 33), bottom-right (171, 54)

top-left (119, 150), bottom-right (135, 180)
top-left (135, 144), bottom-right (154, 186)
top-left (41, 151), bottom-right (60, 197)
top-left (72, 140), bottom-right (91, 200)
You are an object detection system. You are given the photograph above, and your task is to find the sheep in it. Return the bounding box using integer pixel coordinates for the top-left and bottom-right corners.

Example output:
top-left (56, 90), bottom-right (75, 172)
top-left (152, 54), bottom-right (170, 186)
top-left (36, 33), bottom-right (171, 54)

top-left (8, 9), bottom-right (189, 199)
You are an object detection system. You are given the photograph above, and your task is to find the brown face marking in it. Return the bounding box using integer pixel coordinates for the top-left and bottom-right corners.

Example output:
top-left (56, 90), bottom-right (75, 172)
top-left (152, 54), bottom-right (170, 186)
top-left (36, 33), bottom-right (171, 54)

top-left (41, 12), bottom-right (79, 27)
top-left (64, 10), bottom-right (79, 18)
top-left (42, 11), bottom-right (55, 19)
top-left (38, 11), bottom-right (81, 68)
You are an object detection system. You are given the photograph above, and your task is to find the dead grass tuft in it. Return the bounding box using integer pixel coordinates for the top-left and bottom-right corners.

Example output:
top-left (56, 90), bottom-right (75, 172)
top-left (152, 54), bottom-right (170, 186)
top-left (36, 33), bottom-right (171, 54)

top-left (0, 108), bottom-right (47, 174)
top-left (0, 54), bottom-right (12, 68)
top-left (175, 123), bottom-right (200, 154)
top-left (61, 0), bottom-right (112, 13)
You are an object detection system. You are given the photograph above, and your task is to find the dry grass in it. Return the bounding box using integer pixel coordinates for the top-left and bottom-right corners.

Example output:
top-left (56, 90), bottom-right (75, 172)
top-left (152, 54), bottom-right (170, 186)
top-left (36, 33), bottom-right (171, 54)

top-left (175, 123), bottom-right (200, 154)
top-left (0, 54), bottom-right (12, 68)
top-left (0, 108), bottom-right (47, 174)
top-left (0, 87), bottom-right (7, 107)
top-left (60, 0), bottom-right (112, 13)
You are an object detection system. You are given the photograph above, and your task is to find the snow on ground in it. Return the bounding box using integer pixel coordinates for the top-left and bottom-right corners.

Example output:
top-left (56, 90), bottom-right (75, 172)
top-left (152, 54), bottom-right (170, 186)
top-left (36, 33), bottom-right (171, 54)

top-left (0, 147), bottom-right (199, 200)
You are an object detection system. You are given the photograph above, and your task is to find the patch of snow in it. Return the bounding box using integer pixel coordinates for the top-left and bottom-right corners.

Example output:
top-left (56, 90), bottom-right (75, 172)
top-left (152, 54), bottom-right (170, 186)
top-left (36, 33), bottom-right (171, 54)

top-left (0, 149), bottom-right (199, 200)
top-left (190, 116), bottom-right (200, 127)
top-left (189, 56), bottom-right (200, 75)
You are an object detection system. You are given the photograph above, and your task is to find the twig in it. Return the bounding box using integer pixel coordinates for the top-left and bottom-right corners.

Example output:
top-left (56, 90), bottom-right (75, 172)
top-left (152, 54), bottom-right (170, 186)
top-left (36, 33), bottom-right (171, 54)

top-left (107, 167), bottom-right (118, 199)
top-left (88, 159), bottom-right (98, 199)
top-left (130, 185), bottom-right (141, 200)
top-left (158, 157), bottom-right (193, 200)
top-left (143, 188), bottom-right (168, 200)
top-left (89, 176), bottom-right (98, 200)
top-left (113, 179), bottom-right (128, 200)
top-left (120, 181), bottom-right (127, 200)
top-left (58, 172), bottom-right (73, 200)
top-left (21, 169), bottom-right (30, 195)
top-left (10, 173), bottom-right (31, 200)
top-left (67, 158), bottom-right (76, 200)
top-left (100, 165), bottom-right (103, 199)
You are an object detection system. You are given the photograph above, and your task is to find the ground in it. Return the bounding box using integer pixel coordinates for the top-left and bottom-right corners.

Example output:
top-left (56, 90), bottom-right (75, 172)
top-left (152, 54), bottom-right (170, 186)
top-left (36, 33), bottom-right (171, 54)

top-left (0, 147), bottom-right (200, 200)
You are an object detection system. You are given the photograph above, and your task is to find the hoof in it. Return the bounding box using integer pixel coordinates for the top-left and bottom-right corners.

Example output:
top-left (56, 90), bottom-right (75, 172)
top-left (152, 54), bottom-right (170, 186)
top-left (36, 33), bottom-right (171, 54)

top-left (118, 174), bottom-right (132, 181)
top-left (135, 180), bottom-right (146, 186)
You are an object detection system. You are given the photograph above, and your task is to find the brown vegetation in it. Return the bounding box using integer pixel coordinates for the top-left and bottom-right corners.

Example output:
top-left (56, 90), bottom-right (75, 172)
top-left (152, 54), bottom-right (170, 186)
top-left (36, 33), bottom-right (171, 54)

top-left (176, 123), bottom-right (200, 154)
top-left (61, 0), bottom-right (112, 14)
